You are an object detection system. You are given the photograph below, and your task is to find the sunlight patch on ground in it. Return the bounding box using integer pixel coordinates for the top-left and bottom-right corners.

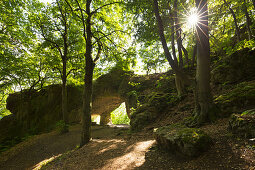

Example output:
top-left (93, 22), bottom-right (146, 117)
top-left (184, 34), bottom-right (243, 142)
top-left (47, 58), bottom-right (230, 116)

top-left (102, 140), bottom-right (155, 169)
top-left (98, 144), bottom-right (118, 154)
top-left (32, 154), bottom-right (62, 170)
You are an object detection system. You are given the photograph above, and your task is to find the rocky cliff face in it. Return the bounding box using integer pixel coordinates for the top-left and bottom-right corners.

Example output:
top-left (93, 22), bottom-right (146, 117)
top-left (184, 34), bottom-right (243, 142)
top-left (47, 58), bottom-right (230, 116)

top-left (0, 85), bottom-right (83, 143)
top-left (0, 68), bottom-right (131, 144)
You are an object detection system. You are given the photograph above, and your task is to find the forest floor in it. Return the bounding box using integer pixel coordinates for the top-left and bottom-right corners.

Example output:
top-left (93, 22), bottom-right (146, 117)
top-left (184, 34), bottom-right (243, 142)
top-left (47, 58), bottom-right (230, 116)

top-left (0, 117), bottom-right (255, 170)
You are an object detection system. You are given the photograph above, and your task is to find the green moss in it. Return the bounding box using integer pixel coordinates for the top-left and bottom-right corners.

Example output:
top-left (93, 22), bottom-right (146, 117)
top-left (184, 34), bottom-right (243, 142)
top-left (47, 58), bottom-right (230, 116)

top-left (154, 124), bottom-right (212, 156)
top-left (241, 109), bottom-right (255, 116)
top-left (214, 81), bottom-right (255, 114)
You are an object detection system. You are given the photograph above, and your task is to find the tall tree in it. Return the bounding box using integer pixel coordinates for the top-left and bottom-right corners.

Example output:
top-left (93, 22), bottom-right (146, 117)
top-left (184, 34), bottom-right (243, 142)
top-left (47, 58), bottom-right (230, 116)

top-left (193, 0), bottom-right (216, 124)
top-left (223, 0), bottom-right (241, 42)
top-left (65, 0), bottom-right (131, 146)
top-left (35, 0), bottom-right (82, 125)
top-left (153, 0), bottom-right (191, 96)
top-left (242, 0), bottom-right (253, 40)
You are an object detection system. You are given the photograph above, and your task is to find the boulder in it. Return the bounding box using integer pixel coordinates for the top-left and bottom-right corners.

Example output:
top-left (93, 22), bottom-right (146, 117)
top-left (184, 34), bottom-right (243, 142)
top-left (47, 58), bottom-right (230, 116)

top-left (229, 109), bottom-right (255, 138)
top-left (130, 105), bottom-right (157, 131)
top-left (154, 124), bottom-right (213, 157)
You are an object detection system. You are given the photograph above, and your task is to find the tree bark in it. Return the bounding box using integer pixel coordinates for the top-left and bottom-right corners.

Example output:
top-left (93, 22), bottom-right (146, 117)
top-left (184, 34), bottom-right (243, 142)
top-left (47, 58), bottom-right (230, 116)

top-left (223, 0), bottom-right (241, 42)
top-left (167, 4), bottom-right (178, 65)
top-left (153, 0), bottom-right (191, 96)
top-left (62, 22), bottom-right (68, 124)
top-left (153, 0), bottom-right (177, 71)
top-left (173, 0), bottom-right (183, 68)
top-left (194, 0), bottom-right (216, 124)
top-left (181, 44), bottom-right (190, 67)
top-left (242, 0), bottom-right (253, 40)
top-left (80, 0), bottom-right (93, 147)
top-left (192, 43), bottom-right (197, 67)
top-left (62, 60), bottom-right (67, 123)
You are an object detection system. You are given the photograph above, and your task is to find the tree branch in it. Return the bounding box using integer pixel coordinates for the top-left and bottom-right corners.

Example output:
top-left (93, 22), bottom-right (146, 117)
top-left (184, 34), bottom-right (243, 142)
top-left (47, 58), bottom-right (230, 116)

top-left (91, 2), bottom-right (121, 15)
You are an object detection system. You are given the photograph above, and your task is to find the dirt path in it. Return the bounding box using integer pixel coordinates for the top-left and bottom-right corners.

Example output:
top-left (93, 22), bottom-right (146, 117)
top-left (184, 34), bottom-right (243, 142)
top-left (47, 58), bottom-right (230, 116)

top-left (0, 120), bottom-right (254, 170)
top-left (0, 124), bottom-right (149, 170)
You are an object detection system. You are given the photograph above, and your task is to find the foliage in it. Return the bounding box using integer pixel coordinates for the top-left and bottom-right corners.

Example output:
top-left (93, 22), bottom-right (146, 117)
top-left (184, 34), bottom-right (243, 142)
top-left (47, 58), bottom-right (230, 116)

top-left (55, 120), bottom-right (69, 134)
top-left (110, 103), bottom-right (130, 124)
top-left (214, 81), bottom-right (255, 115)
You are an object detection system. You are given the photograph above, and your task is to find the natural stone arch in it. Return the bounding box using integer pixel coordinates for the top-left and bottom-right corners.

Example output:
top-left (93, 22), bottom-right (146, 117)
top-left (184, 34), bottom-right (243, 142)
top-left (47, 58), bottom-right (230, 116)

top-left (92, 95), bottom-right (126, 125)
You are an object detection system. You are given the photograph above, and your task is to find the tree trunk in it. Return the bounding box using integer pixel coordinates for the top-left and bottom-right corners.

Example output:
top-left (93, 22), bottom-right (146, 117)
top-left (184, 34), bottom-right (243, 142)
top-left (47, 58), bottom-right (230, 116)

top-left (173, 0), bottom-right (183, 68)
top-left (62, 63), bottom-right (67, 123)
top-left (223, 0), bottom-right (241, 42)
top-left (124, 100), bottom-right (131, 119)
top-left (167, 4), bottom-right (178, 65)
top-left (192, 43), bottom-right (197, 67)
top-left (80, 0), bottom-right (93, 147)
top-left (62, 27), bottom-right (68, 124)
top-left (181, 44), bottom-right (190, 67)
top-left (153, 0), bottom-right (190, 96)
top-left (194, 0), bottom-right (216, 124)
top-left (242, 0), bottom-right (253, 40)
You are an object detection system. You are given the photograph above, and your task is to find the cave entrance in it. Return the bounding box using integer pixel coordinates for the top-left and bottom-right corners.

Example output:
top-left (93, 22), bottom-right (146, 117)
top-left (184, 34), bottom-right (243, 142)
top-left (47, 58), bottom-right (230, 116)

top-left (110, 102), bottom-right (130, 125)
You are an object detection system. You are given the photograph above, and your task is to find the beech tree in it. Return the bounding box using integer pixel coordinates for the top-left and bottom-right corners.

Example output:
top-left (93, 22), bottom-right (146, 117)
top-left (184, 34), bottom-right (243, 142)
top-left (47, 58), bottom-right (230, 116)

top-left (193, 0), bottom-right (216, 124)
top-left (64, 0), bottom-right (132, 146)
top-left (34, 0), bottom-right (82, 125)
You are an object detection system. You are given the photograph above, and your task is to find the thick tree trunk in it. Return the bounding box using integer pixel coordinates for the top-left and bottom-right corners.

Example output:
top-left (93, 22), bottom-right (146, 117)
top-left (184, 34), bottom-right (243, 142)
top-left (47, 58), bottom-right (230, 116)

top-left (223, 0), bottom-right (241, 42)
top-left (124, 100), bottom-right (131, 119)
top-left (62, 21), bottom-right (68, 125)
top-left (175, 71), bottom-right (190, 96)
top-left (242, 0), bottom-right (253, 40)
top-left (80, 0), bottom-right (93, 147)
top-left (62, 65), bottom-right (67, 123)
top-left (194, 0), bottom-right (216, 124)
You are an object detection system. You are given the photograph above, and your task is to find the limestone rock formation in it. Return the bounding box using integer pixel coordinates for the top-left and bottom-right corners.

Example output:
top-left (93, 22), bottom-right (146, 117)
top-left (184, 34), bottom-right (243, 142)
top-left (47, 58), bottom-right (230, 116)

top-left (229, 109), bottom-right (255, 138)
top-left (211, 48), bottom-right (255, 85)
top-left (154, 124), bottom-right (213, 157)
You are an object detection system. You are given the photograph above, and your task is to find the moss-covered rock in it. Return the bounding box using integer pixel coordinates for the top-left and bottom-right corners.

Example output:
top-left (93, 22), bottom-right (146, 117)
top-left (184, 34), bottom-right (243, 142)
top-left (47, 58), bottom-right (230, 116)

top-left (93, 66), bottom-right (133, 98)
top-left (214, 81), bottom-right (255, 116)
top-left (154, 124), bottom-right (213, 157)
top-left (212, 48), bottom-right (255, 85)
top-left (130, 105), bottom-right (157, 131)
top-left (229, 109), bottom-right (255, 138)
top-left (130, 92), bottom-right (179, 131)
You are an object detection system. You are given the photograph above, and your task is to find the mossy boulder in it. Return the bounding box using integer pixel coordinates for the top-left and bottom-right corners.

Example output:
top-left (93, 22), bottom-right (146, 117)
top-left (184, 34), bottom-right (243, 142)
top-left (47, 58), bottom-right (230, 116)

top-left (154, 124), bottom-right (213, 157)
top-left (229, 109), bottom-right (255, 138)
top-left (212, 48), bottom-right (255, 85)
top-left (130, 105), bottom-right (157, 131)
top-left (214, 81), bottom-right (255, 116)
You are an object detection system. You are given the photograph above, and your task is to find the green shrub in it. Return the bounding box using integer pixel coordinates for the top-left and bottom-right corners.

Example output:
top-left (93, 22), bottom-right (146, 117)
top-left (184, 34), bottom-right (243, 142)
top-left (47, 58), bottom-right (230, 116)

top-left (55, 120), bottom-right (69, 134)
